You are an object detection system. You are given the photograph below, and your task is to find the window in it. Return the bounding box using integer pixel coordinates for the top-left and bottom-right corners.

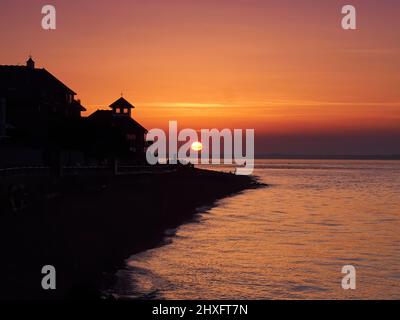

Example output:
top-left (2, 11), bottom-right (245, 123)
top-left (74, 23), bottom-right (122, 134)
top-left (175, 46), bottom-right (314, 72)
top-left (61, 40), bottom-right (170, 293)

top-left (66, 94), bottom-right (73, 104)
top-left (127, 134), bottom-right (137, 152)
top-left (126, 134), bottom-right (136, 141)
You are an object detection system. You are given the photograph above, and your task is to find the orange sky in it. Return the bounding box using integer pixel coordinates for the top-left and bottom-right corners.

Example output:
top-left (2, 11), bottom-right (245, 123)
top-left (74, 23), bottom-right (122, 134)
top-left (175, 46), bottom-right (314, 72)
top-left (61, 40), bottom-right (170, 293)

top-left (1, 0), bottom-right (400, 153)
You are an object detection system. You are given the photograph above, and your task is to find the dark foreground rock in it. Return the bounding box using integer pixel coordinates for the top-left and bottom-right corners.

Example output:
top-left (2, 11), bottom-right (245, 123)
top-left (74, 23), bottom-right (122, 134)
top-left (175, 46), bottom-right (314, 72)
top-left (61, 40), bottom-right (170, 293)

top-left (0, 167), bottom-right (262, 300)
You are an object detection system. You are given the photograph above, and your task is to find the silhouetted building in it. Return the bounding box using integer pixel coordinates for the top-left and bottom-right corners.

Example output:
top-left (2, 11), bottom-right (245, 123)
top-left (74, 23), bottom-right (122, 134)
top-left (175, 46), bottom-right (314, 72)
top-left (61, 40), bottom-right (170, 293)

top-left (87, 97), bottom-right (147, 160)
top-left (0, 57), bottom-right (86, 144)
top-left (0, 57), bottom-right (148, 166)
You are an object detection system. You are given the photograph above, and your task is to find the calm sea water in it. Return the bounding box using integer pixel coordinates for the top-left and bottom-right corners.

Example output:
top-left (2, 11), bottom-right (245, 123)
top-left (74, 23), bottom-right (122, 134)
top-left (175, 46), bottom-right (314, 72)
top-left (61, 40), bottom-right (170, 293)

top-left (112, 160), bottom-right (400, 300)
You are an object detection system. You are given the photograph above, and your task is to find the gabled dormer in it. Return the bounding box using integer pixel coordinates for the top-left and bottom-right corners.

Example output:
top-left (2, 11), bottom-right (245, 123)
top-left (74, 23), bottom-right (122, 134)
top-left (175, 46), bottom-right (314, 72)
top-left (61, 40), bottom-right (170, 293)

top-left (109, 97), bottom-right (134, 117)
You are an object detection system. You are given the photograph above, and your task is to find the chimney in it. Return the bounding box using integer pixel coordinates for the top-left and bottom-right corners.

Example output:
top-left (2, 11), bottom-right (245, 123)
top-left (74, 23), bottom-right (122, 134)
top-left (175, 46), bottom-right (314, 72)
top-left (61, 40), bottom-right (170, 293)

top-left (26, 56), bottom-right (35, 69)
top-left (0, 98), bottom-right (6, 138)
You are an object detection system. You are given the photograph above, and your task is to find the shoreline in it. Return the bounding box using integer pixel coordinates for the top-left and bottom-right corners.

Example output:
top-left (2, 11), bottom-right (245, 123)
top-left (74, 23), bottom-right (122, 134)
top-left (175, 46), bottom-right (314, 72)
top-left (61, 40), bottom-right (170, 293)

top-left (105, 180), bottom-right (261, 300)
top-left (0, 167), bottom-right (264, 299)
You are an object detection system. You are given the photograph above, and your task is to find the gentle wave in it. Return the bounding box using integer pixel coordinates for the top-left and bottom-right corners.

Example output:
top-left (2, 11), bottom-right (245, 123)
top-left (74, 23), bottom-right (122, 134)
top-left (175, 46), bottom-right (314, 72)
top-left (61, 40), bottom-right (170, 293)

top-left (111, 160), bottom-right (400, 300)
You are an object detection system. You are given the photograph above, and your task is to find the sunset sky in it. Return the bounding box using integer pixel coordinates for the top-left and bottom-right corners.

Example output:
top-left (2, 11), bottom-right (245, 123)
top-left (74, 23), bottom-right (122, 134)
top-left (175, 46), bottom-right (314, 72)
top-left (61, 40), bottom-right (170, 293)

top-left (1, 0), bottom-right (399, 155)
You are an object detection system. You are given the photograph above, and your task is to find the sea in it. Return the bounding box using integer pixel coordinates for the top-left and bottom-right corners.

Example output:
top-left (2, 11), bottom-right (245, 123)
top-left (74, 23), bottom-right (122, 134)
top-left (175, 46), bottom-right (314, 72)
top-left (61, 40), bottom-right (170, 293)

top-left (111, 160), bottom-right (400, 300)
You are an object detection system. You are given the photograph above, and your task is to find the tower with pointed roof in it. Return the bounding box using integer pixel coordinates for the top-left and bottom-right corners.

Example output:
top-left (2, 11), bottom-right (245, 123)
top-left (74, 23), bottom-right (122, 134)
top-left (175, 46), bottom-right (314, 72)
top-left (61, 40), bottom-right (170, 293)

top-left (88, 96), bottom-right (147, 158)
top-left (109, 97), bottom-right (134, 118)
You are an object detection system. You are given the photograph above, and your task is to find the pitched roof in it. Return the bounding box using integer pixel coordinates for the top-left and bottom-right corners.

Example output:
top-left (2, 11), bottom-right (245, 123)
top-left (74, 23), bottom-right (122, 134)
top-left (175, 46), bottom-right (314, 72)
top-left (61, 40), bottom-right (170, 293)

top-left (0, 65), bottom-right (76, 95)
top-left (71, 99), bottom-right (87, 112)
top-left (88, 110), bottom-right (147, 133)
top-left (114, 115), bottom-right (147, 133)
top-left (108, 97), bottom-right (135, 109)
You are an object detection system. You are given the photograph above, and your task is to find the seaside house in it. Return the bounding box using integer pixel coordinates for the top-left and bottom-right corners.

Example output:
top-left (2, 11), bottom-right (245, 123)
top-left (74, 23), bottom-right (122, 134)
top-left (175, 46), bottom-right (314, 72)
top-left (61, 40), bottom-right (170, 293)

top-left (87, 97), bottom-right (148, 162)
top-left (0, 57), bottom-right (86, 143)
top-left (0, 57), bottom-right (87, 166)
top-left (0, 57), bottom-right (148, 166)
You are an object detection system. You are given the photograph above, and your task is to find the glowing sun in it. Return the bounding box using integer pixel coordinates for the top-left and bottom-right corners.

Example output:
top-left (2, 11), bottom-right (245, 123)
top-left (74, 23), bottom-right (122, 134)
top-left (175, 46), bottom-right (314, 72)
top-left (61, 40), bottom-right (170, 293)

top-left (191, 141), bottom-right (203, 151)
